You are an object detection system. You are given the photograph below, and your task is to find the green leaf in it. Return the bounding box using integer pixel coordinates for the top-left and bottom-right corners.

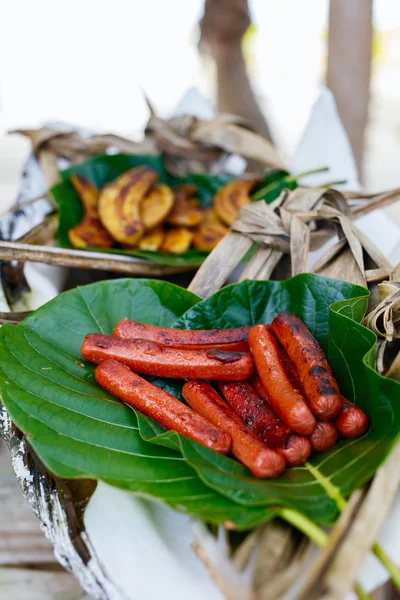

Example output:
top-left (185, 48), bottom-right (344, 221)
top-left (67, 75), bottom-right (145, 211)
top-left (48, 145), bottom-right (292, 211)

top-left (0, 275), bottom-right (398, 529)
top-left (252, 169), bottom-right (288, 199)
top-left (252, 177), bottom-right (298, 203)
top-left (51, 153), bottom-right (233, 267)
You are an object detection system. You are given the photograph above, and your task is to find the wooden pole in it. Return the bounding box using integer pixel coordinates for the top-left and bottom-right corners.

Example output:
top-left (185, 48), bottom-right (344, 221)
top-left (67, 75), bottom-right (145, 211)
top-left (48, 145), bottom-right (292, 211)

top-left (327, 0), bottom-right (373, 179)
top-left (199, 0), bottom-right (273, 141)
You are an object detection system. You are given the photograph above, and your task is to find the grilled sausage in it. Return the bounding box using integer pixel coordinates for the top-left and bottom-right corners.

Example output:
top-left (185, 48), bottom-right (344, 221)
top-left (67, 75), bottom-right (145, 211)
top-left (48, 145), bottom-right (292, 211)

top-left (182, 380), bottom-right (286, 478)
top-left (335, 397), bottom-right (369, 438)
top-left (95, 360), bottom-right (231, 453)
top-left (248, 325), bottom-right (316, 435)
top-left (310, 422), bottom-right (338, 451)
top-left (82, 334), bottom-right (254, 381)
top-left (218, 381), bottom-right (311, 466)
top-left (114, 320), bottom-right (250, 352)
top-left (271, 312), bottom-right (343, 421)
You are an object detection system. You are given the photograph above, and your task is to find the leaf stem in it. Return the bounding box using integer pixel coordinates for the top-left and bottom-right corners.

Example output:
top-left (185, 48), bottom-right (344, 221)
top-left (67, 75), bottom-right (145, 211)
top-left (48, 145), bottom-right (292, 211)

top-left (354, 582), bottom-right (373, 600)
top-left (318, 179), bottom-right (348, 188)
top-left (279, 507), bottom-right (328, 547)
top-left (286, 166), bottom-right (330, 182)
top-left (372, 543), bottom-right (400, 591)
top-left (251, 182), bottom-right (280, 202)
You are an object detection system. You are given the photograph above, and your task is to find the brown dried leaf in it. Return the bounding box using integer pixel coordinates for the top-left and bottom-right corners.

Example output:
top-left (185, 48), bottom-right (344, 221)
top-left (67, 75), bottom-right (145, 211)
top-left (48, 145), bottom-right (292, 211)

top-left (312, 245), bottom-right (366, 287)
top-left (364, 289), bottom-right (400, 341)
top-left (386, 351), bottom-right (400, 381)
top-left (146, 114), bottom-right (222, 162)
top-left (190, 119), bottom-right (287, 170)
top-left (232, 202), bottom-right (289, 252)
top-left (282, 187), bottom-right (325, 213)
top-left (188, 232), bottom-right (253, 298)
top-left (16, 213), bottom-right (58, 246)
top-left (244, 521), bottom-right (311, 600)
top-left (289, 212), bottom-right (310, 276)
top-left (239, 247), bottom-right (283, 282)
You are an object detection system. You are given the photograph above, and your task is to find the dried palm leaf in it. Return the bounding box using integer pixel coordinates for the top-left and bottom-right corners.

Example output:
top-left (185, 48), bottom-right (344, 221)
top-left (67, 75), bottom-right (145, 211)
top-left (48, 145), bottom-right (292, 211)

top-left (363, 265), bottom-right (400, 381)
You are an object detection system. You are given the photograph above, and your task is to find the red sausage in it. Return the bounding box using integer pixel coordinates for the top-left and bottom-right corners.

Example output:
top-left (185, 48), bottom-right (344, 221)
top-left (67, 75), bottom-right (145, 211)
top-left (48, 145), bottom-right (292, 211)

top-left (95, 360), bottom-right (231, 454)
top-left (218, 381), bottom-right (292, 445)
top-left (218, 381), bottom-right (311, 466)
top-left (279, 435), bottom-right (312, 466)
top-left (114, 320), bottom-right (250, 352)
top-left (279, 346), bottom-right (303, 391)
top-left (278, 349), bottom-right (338, 452)
top-left (335, 397), bottom-right (369, 438)
top-left (248, 325), bottom-right (316, 435)
top-left (310, 422), bottom-right (338, 452)
top-left (182, 380), bottom-right (286, 478)
top-left (82, 334), bottom-right (254, 381)
top-left (271, 312), bottom-right (343, 421)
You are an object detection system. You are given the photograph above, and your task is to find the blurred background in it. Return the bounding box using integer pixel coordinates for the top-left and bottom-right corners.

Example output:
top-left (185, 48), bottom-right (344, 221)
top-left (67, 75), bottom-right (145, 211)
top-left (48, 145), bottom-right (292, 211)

top-left (1, 0), bottom-right (400, 213)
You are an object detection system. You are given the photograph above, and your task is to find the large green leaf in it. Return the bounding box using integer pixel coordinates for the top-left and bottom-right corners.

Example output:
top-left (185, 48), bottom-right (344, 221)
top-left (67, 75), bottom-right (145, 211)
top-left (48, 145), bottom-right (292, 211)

top-left (51, 153), bottom-right (290, 267)
top-left (0, 275), bottom-right (398, 529)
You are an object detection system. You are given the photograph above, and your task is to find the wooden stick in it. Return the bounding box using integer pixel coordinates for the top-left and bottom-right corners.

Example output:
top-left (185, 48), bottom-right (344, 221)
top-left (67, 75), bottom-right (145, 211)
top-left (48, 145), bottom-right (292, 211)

top-left (0, 241), bottom-right (190, 276)
top-left (0, 311), bottom-right (31, 325)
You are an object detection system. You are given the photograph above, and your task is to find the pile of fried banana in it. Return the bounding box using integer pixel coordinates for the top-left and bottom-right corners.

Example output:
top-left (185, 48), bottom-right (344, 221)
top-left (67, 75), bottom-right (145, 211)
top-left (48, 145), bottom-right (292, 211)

top-left (68, 166), bottom-right (258, 254)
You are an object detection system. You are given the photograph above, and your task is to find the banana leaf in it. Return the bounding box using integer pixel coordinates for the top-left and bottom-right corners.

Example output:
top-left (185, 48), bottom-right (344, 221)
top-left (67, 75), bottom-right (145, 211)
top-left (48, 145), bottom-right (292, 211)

top-left (51, 154), bottom-right (291, 267)
top-left (0, 274), bottom-right (398, 530)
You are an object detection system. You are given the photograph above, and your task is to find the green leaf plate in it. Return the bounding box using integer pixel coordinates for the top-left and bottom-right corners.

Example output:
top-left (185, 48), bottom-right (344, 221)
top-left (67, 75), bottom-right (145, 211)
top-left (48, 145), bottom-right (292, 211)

top-left (51, 154), bottom-right (291, 267)
top-left (0, 274), bottom-right (397, 530)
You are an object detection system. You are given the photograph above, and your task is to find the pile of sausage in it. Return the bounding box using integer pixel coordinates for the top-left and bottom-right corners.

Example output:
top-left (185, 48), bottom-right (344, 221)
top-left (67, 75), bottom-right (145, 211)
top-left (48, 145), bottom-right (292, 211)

top-left (81, 312), bottom-right (368, 479)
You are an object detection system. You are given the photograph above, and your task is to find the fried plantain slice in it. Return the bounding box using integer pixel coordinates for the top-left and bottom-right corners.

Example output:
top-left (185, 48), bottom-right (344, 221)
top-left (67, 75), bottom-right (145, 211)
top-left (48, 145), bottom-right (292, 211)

top-left (192, 208), bottom-right (229, 252)
top-left (69, 216), bottom-right (115, 249)
top-left (70, 174), bottom-right (99, 212)
top-left (138, 226), bottom-right (165, 251)
top-left (141, 184), bottom-right (174, 229)
top-left (98, 166), bottom-right (158, 245)
top-left (214, 178), bottom-right (258, 226)
top-left (68, 174), bottom-right (114, 249)
top-left (166, 184), bottom-right (204, 228)
top-left (160, 227), bottom-right (194, 254)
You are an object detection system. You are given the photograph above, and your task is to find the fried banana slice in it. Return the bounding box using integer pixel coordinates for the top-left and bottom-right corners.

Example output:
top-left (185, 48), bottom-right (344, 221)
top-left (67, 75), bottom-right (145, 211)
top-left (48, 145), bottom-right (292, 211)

top-left (138, 227), bottom-right (165, 251)
top-left (141, 184), bottom-right (174, 229)
top-left (160, 227), bottom-right (194, 254)
top-left (214, 178), bottom-right (258, 226)
top-left (98, 166), bottom-right (157, 245)
top-left (166, 184), bottom-right (204, 228)
top-left (68, 174), bottom-right (114, 249)
top-left (193, 209), bottom-right (229, 252)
